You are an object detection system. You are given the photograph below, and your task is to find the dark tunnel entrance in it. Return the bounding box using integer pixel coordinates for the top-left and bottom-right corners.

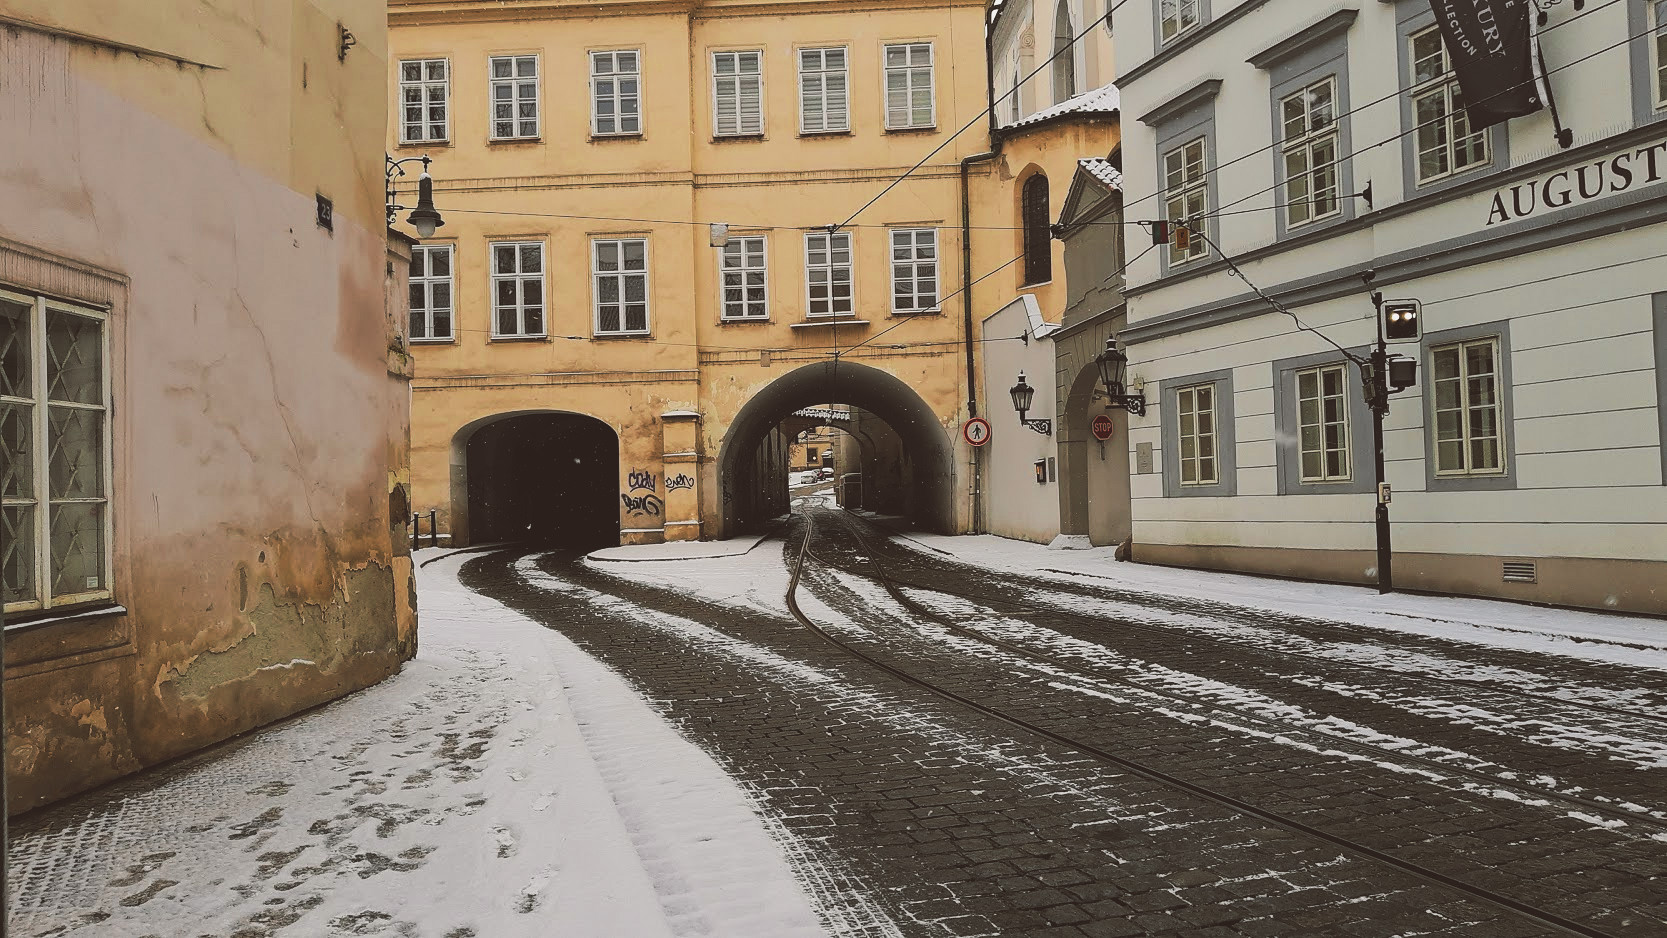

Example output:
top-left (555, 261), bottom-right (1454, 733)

top-left (465, 413), bottom-right (620, 549)
top-left (718, 361), bottom-right (957, 537)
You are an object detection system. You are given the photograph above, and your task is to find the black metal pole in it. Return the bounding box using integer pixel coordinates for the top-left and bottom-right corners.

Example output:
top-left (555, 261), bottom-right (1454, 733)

top-left (429, 509), bottom-right (438, 549)
top-left (1368, 291), bottom-right (1393, 595)
top-left (411, 513), bottom-right (420, 552)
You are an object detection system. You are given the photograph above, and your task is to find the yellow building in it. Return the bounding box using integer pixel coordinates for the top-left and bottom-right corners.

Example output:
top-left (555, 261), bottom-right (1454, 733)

top-left (2, 2), bottom-right (416, 809)
top-left (388, 0), bottom-right (994, 546)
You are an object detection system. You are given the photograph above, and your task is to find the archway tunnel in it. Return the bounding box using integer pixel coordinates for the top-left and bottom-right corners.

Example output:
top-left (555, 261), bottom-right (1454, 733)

top-left (718, 360), bottom-right (957, 537)
top-left (459, 412), bottom-right (621, 549)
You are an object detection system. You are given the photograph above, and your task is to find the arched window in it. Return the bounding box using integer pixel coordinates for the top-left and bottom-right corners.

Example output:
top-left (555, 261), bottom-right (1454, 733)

top-left (1022, 173), bottom-right (1052, 286)
top-left (1053, 0), bottom-right (1078, 103)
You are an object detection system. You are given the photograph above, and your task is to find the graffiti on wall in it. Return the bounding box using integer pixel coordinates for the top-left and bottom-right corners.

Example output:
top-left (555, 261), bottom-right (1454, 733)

top-left (623, 468), bottom-right (663, 516)
top-left (666, 472), bottom-right (695, 492)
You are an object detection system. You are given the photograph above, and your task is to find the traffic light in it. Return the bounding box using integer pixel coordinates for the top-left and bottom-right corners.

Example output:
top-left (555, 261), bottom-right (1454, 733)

top-left (1383, 300), bottom-right (1421, 341)
top-left (1387, 355), bottom-right (1418, 393)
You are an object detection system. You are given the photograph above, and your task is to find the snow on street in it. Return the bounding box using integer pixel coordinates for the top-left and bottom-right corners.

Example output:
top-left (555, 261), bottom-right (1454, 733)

top-left (7, 551), bottom-right (826, 938)
top-left (11, 515), bottom-right (1667, 938)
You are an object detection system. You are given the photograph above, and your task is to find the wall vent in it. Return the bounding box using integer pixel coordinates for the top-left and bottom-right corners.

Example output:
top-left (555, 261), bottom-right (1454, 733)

top-left (1502, 561), bottom-right (1538, 584)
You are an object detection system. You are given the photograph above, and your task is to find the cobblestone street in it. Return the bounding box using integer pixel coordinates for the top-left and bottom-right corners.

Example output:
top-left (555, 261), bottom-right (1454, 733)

top-left (11, 510), bottom-right (1667, 937)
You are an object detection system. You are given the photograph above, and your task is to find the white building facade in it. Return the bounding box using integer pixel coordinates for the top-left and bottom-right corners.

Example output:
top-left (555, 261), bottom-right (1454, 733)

top-left (1114, 0), bottom-right (1667, 615)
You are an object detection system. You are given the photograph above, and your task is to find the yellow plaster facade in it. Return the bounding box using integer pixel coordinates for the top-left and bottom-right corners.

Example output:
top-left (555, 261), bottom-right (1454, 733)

top-left (389, 0), bottom-right (998, 544)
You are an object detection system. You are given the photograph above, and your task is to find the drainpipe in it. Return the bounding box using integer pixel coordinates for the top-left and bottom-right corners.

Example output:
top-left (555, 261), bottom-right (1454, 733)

top-left (959, 3), bottom-right (1006, 535)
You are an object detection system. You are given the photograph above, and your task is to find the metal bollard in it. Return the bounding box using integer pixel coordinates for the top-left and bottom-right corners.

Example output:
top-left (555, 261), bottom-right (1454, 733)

top-left (411, 512), bottom-right (420, 552)
top-left (429, 509), bottom-right (439, 549)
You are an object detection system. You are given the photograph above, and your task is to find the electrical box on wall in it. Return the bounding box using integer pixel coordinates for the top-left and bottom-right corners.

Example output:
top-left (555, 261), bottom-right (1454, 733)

top-left (1035, 459), bottom-right (1047, 484)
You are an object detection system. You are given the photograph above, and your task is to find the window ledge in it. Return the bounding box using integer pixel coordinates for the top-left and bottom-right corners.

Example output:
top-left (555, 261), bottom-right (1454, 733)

top-left (591, 132), bottom-right (644, 141)
top-left (711, 133), bottom-right (766, 143)
top-left (488, 136), bottom-right (543, 145)
top-left (792, 318), bottom-right (870, 329)
top-left (489, 334), bottom-right (550, 343)
top-left (890, 309), bottom-right (943, 318)
top-left (397, 140), bottom-right (452, 149)
top-left (799, 129), bottom-right (854, 138)
top-left (718, 317), bottom-right (772, 324)
top-left (4, 603), bottom-right (127, 634)
top-left (594, 331), bottom-right (653, 339)
top-left (410, 337), bottom-right (457, 345)
top-left (884, 125), bottom-right (939, 135)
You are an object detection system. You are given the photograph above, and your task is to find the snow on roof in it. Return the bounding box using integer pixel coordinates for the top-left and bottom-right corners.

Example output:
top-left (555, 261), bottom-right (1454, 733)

top-left (1004, 82), bottom-right (1120, 131)
top-left (1078, 157), bottom-right (1123, 191)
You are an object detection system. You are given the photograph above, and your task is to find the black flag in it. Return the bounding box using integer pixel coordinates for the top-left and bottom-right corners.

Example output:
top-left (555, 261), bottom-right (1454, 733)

top-left (1426, 0), bottom-right (1542, 130)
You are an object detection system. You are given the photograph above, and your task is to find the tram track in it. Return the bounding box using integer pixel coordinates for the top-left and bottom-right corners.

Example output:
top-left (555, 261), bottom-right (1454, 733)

top-left (840, 512), bottom-right (1667, 732)
top-left (803, 511), bottom-right (1667, 835)
top-left (785, 510), bottom-right (1640, 938)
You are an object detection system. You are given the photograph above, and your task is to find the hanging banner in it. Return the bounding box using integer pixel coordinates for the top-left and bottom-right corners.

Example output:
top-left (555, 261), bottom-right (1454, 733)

top-left (1425, 0), bottom-right (1543, 130)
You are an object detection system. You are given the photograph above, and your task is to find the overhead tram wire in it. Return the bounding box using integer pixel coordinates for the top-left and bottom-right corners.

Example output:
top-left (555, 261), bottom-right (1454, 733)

top-left (1172, 18), bottom-right (1661, 232)
top-left (1108, 0), bottom-right (1626, 220)
top-left (831, 0), bottom-right (1137, 233)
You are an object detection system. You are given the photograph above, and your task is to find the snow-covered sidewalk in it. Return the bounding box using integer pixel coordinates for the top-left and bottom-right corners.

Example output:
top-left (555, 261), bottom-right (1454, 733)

top-left (881, 530), bottom-right (1667, 666)
top-left (7, 550), bottom-right (827, 938)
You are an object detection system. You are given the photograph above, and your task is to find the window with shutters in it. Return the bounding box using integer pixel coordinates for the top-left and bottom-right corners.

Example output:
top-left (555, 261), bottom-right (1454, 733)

top-left (720, 237), bottom-right (769, 320)
top-left (713, 50), bottom-right (764, 137)
top-left (1408, 27), bottom-right (1489, 185)
top-left (1431, 337), bottom-right (1505, 476)
top-left (799, 47), bottom-right (849, 134)
top-left (804, 231), bottom-right (854, 318)
top-left (594, 239), bottom-right (651, 335)
top-left (1163, 137), bottom-right (1208, 265)
top-left (398, 58), bottom-right (449, 144)
top-left (489, 55), bottom-right (539, 140)
top-left (1053, 1), bottom-right (1078, 103)
top-left (1021, 174), bottom-right (1052, 286)
top-left (890, 229), bottom-right (939, 314)
top-left (490, 242), bottom-right (546, 338)
top-left (591, 50), bottom-right (642, 136)
top-left (883, 43), bottom-right (935, 130)
top-left (1, 290), bottom-right (113, 615)
top-left (409, 245), bottom-right (454, 342)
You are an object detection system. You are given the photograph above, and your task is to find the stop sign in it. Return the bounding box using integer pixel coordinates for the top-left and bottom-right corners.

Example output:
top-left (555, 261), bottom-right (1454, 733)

top-left (1091, 414), bottom-right (1115, 441)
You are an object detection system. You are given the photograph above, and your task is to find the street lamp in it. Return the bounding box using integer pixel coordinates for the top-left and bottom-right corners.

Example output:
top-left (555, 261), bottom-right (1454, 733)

top-left (1009, 372), bottom-right (1052, 435)
top-left (386, 155), bottom-right (446, 238)
top-left (1095, 338), bottom-right (1147, 416)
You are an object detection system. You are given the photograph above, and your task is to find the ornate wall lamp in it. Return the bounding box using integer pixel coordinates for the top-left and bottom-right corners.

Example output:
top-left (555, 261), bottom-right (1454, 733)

top-left (386, 155), bottom-right (445, 238)
top-left (1008, 372), bottom-right (1053, 435)
top-left (1095, 338), bottom-right (1147, 416)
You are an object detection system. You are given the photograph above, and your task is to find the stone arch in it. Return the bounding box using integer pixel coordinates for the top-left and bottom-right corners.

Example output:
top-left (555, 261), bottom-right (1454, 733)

top-left (716, 360), bottom-right (956, 537)
top-left (448, 409), bottom-right (621, 548)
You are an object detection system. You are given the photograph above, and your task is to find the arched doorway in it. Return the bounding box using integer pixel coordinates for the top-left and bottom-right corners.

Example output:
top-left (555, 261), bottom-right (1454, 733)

top-left (1060, 363), bottom-right (1132, 547)
top-left (717, 361), bottom-right (956, 537)
top-left (451, 412), bottom-right (620, 549)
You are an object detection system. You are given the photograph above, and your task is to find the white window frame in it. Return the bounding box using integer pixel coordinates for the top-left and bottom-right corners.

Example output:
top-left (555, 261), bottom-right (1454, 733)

top-left (1295, 364), bottom-right (1351, 483)
top-left (593, 238), bottom-right (652, 336)
top-left (1176, 382), bottom-right (1218, 486)
top-left (1653, 0), bottom-right (1667, 110)
top-left (889, 228), bottom-right (940, 315)
top-left (1409, 26), bottom-right (1489, 186)
top-left (398, 58), bottom-right (450, 145)
top-left (882, 42), bottom-right (936, 130)
top-left (1, 289), bottom-right (114, 615)
top-left (1163, 137), bottom-right (1209, 266)
top-left (799, 46), bottom-right (850, 134)
top-left (804, 231), bottom-right (855, 319)
top-left (590, 50), bottom-right (643, 137)
top-left (1008, 65), bottom-right (1023, 123)
top-left (1280, 77), bottom-right (1341, 229)
top-left (1159, 0), bottom-right (1201, 44)
top-left (712, 50), bottom-right (765, 137)
top-left (488, 54), bottom-right (540, 141)
top-left (489, 241), bottom-right (547, 338)
top-left (409, 244), bottom-right (455, 342)
top-left (719, 236), bottom-right (770, 321)
top-left (1431, 337), bottom-right (1507, 477)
